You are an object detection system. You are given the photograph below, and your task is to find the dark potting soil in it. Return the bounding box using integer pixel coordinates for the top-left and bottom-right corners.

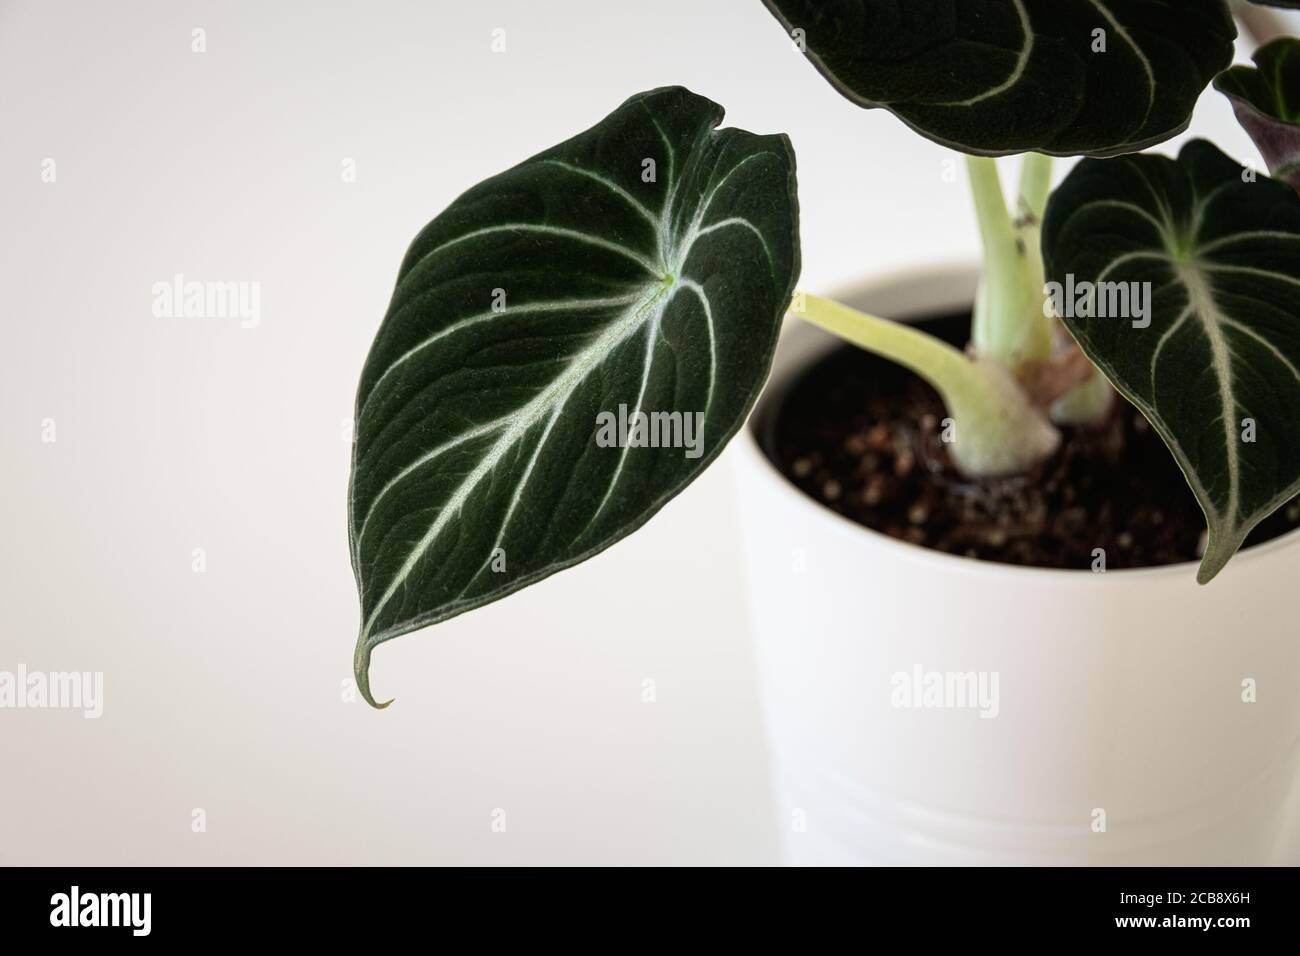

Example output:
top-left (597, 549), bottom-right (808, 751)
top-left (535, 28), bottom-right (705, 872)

top-left (764, 312), bottom-right (1300, 572)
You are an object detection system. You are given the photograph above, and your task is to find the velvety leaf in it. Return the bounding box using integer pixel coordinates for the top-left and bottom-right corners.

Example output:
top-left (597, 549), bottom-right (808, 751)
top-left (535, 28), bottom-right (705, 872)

top-left (761, 0), bottom-right (1236, 157)
top-left (348, 87), bottom-right (800, 705)
top-left (1215, 39), bottom-right (1300, 192)
top-left (1043, 140), bottom-right (1300, 583)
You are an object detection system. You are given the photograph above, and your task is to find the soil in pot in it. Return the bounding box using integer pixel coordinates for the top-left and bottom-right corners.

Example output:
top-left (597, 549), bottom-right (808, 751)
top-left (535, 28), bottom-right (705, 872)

top-left (764, 312), bottom-right (1300, 571)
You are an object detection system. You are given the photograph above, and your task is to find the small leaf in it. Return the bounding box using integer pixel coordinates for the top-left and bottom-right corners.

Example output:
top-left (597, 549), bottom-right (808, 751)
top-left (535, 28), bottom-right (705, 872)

top-left (1043, 140), bottom-right (1300, 582)
top-left (762, 0), bottom-right (1236, 157)
top-left (1215, 39), bottom-right (1300, 192)
top-left (348, 87), bottom-right (800, 705)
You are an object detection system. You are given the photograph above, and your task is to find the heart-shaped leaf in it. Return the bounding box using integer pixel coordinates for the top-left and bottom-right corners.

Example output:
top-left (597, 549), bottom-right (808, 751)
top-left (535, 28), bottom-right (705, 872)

top-left (1043, 140), bottom-right (1300, 583)
top-left (1215, 39), bottom-right (1300, 192)
top-left (348, 87), bottom-right (799, 705)
top-left (761, 0), bottom-right (1236, 157)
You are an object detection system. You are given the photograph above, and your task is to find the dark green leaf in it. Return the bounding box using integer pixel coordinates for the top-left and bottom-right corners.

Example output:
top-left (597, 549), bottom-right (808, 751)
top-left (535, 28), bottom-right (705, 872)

top-left (761, 0), bottom-right (1236, 157)
top-left (1043, 140), bottom-right (1300, 582)
top-left (1215, 39), bottom-right (1300, 192)
top-left (348, 87), bottom-right (800, 705)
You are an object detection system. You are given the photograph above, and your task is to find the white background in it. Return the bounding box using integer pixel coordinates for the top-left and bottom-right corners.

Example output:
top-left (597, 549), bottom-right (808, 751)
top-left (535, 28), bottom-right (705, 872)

top-left (1, 0), bottom-right (1293, 864)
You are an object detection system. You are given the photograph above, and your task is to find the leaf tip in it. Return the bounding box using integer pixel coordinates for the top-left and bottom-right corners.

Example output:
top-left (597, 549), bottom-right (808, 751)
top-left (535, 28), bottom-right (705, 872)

top-left (1195, 532), bottom-right (1240, 586)
top-left (354, 639), bottom-right (394, 710)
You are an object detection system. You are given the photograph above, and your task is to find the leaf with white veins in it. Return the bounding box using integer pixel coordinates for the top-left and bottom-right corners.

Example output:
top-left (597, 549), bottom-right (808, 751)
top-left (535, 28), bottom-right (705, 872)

top-left (1043, 140), bottom-right (1300, 583)
top-left (348, 87), bottom-right (800, 705)
top-left (761, 0), bottom-right (1236, 157)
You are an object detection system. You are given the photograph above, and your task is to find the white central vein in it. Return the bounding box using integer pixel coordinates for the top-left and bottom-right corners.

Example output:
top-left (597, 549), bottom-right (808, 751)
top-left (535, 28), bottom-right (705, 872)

top-left (355, 416), bottom-right (508, 552)
top-left (359, 293), bottom-right (643, 422)
top-left (1178, 263), bottom-right (1239, 523)
top-left (456, 385), bottom-right (576, 599)
top-left (361, 280), bottom-right (672, 641)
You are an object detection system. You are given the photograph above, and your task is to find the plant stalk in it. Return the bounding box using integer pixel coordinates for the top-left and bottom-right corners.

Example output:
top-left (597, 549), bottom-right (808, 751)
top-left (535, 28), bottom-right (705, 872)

top-left (1014, 152), bottom-right (1116, 425)
top-left (1017, 151), bottom-right (1053, 224)
top-left (795, 293), bottom-right (1060, 477)
top-left (967, 156), bottom-right (1053, 369)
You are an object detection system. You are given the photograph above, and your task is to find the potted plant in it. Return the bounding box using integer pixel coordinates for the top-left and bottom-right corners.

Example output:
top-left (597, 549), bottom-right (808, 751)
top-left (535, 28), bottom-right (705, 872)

top-left (347, 1), bottom-right (1300, 864)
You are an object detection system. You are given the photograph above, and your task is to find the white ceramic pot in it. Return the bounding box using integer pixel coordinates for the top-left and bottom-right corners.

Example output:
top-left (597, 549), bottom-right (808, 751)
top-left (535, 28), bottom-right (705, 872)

top-left (733, 264), bottom-right (1300, 866)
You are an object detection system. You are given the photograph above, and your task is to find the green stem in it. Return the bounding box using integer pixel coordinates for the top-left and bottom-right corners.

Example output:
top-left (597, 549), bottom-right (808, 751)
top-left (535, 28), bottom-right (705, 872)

top-left (1015, 152), bottom-right (1052, 361)
top-left (1017, 154), bottom-right (1052, 305)
top-left (1017, 152), bottom-right (1052, 224)
top-left (967, 155), bottom-right (1052, 368)
top-left (796, 293), bottom-right (1060, 477)
top-left (1016, 152), bottom-right (1116, 426)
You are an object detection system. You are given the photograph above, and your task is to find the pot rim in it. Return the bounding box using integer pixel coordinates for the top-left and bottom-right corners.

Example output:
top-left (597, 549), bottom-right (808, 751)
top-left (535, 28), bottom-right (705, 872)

top-left (739, 263), bottom-right (1300, 586)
